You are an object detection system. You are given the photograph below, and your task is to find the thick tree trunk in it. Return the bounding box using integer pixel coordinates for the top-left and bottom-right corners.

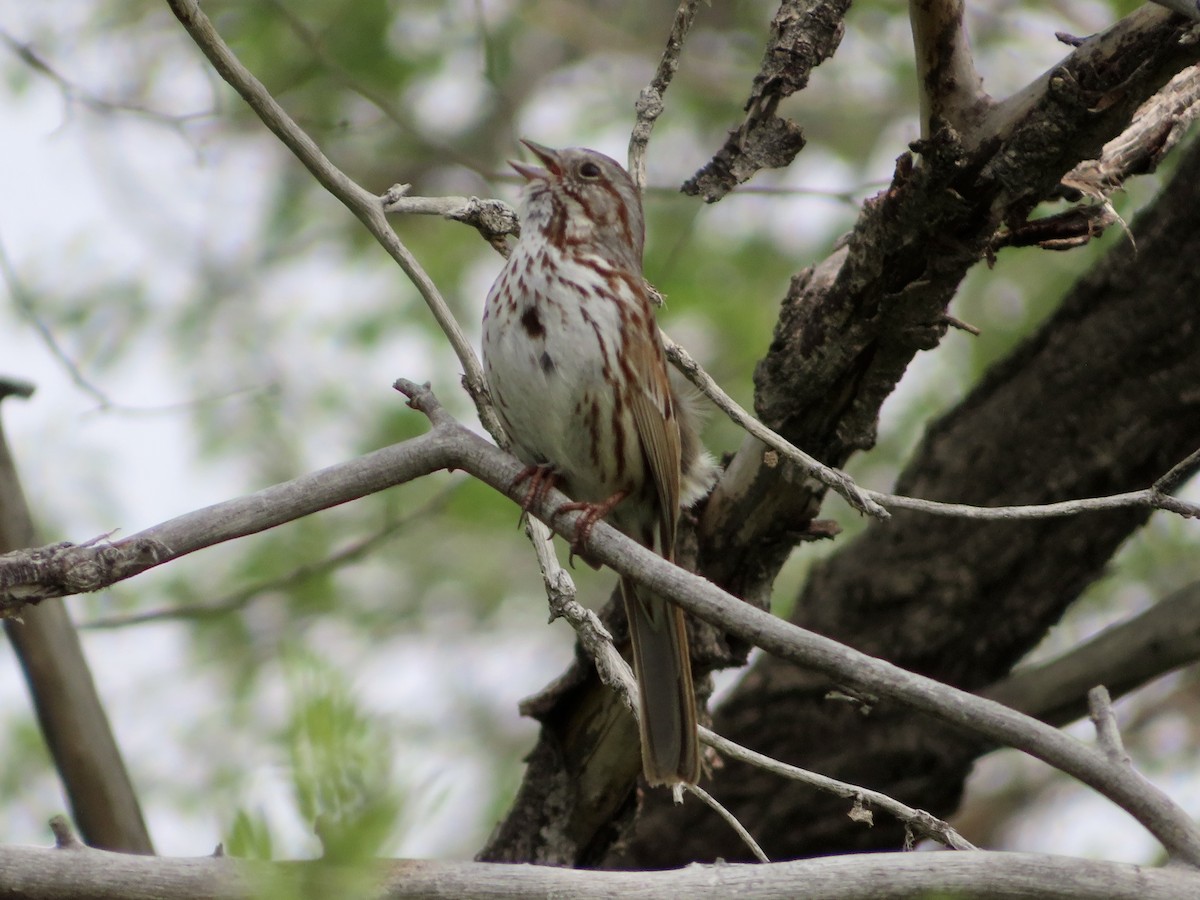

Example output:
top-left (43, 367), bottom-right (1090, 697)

top-left (621, 135), bottom-right (1200, 866)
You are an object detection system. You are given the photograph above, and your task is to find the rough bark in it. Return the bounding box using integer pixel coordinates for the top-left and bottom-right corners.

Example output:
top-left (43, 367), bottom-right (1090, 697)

top-left (621, 133), bottom-right (1200, 866)
top-left (482, 9), bottom-right (1200, 868)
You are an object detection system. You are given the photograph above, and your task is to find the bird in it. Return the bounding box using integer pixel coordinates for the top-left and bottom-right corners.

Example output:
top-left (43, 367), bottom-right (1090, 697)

top-left (482, 140), bottom-right (714, 786)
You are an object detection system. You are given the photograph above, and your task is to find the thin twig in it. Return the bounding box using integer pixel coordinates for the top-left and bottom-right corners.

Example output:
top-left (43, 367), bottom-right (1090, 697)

top-left (864, 480), bottom-right (1199, 521)
top-left (662, 334), bottom-right (885, 518)
top-left (669, 329), bottom-right (1200, 521)
top-left (380, 185), bottom-right (518, 256)
top-left (1088, 686), bottom-right (1132, 767)
top-left (700, 727), bottom-right (977, 851)
top-left (164, 0), bottom-right (506, 442)
top-left (685, 782), bottom-right (771, 863)
top-left (627, 0), bottom-right (702, 190)
top-left (0, 30), bottom-right (208, 128)
top-left (0, 235), bottom-right (111, 408)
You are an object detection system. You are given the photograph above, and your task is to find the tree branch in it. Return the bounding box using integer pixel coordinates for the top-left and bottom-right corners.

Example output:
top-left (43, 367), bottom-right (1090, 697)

top-left (2, 840), bottom-right (1199, 899)
top-left (909, 0), bottom-right (991, 137)
top-left (7, 381), bottom-right (1199, 864)
top-left (0, 427), bottom-right (454, 610)
top-left (984, 581), bottom-right (1200, 726)
top-left (0, 386), bottom-right (152, 854)
top-left (627, 0), bottom-right (702, 191)
top-left (162, 0), bottom-right (505, 441)
top-left (682, 0), bottom-right (851, 202)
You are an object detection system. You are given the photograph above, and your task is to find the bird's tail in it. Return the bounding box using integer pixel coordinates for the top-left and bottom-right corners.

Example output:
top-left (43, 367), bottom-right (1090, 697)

top-left (621, 575), bottom-right (700, 786)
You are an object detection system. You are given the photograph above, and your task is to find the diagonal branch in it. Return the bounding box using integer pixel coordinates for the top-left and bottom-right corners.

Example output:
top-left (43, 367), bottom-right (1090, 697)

top-left (909, 0), bottom-right (991, 138)
top-left (163, 0), bottom-right (505, 441)
top-left (0, 384), bottom-right (152, 854)
top-left (984, 581), bottom-right (1200, 725)
top-left (3, 381), bottom-right (1199, 864)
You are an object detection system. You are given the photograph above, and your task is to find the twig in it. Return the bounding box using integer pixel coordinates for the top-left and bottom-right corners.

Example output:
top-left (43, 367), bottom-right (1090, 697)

top-left (4, 382), bottom-right (1200, 862)
top-left (685, 782), bottom-right (771, 863)
top-left (662, 334), bottom-right (885, 518)
top-left (1088, 686), bottom-right (1132, 767)
top-left (263, 0), bottom-right (480, 172)
top-left (80, 488), bottom-right (457, 629)
top-left (666, 333), bottom-right (1199, 523)
top-left (0, 235), bottom-right (111, 408)
top-left (627, 0), bottom-right (702, 191)
top-left (517, 512), bottom-right (636, 713)
top-left (0, 30), bottom-right (207, 128)
top-left (862, 476), bottom-right (1200, 521)
top-left (49, 815), bottom-right (86, 851)
top-left (700, 727), bottom-right (977, 850)
top-left (380, 185), bottom-right (519, 256)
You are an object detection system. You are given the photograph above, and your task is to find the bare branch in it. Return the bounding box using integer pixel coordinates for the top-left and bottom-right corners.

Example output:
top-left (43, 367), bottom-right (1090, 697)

top-left (682, 0), bottom-right (850, 202)
top-left (6, 381), bottom-right (1199, 863)
top-left (80, 489), bottom-right (456, 630)
top-left (700, 728), bottom-right (977, 851)
top-left (663, 334), bottom-right (885, 518)
top-left (0, 236), bottom-right (111, 409)
top-left (3, 841), bottom-right (1200, 899)
top-left (381, 184), bottom-right (519, 256)
top-left (685, 782), bottom-right (771, 863)
top-left (0, 30), bottom-right (208, 127)
top-left (669, 333), bottom-right (1199, 523)
top-left (1088, 686), bottom-right (1132, 766)
top-left (0, 393), bottom-right (152, 854)
top-left (908, 0), bottom-right (992, 138)
top-left (985, 581), bottom-right (1200, 725)
top-left (627, 0), bottom-right (702, 191)
top-left (0, 425), bottom-right (455, 610)
top-left (163, 0), bottom-right (507, 442)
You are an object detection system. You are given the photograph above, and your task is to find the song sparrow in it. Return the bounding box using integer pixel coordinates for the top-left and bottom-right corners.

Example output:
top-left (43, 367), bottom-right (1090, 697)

top-left (482, 141), bottom-right (714, 786)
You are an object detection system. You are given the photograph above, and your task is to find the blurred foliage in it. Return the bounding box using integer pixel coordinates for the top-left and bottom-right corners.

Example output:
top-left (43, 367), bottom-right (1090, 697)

top-left (1, 0), bottom-right (1197, 861)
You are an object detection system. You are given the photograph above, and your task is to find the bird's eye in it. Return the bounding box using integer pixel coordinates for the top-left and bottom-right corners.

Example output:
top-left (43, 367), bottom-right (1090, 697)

top-left (579, 161), bottom-right (602, 179)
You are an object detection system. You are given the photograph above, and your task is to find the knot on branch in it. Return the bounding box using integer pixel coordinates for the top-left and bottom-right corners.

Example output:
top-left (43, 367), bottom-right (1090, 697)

top-left (0, 537), bottom-right (170, 612)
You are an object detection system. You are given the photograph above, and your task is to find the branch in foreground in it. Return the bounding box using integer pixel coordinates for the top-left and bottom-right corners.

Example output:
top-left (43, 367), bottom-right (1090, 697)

top-left (1, 839), bottom-right (1198, 900)
top-left (0, 388), bottom-right (152, 853)
top-left (2, 382), bottom-right (1197, 862)
top-left (0, 427), bottom-right (453, 609)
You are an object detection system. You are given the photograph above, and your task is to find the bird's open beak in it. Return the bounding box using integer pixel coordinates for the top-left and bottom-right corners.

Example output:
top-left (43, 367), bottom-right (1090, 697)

top-left (510, 139), bottom-right (561, 181)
